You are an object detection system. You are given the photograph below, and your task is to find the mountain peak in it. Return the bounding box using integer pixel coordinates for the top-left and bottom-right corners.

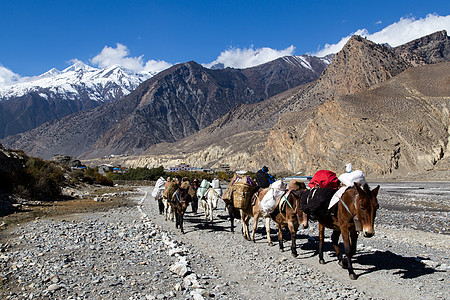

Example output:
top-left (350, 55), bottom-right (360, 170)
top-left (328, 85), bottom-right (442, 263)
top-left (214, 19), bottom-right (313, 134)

top-left (312, 34), bottom-right (410, 97)
top-left (39, 68), bottom-right (61, 78)
top-left (62, 61), bottom-right (97, 73)
top-left (394, 30), bottom-right (450, 66)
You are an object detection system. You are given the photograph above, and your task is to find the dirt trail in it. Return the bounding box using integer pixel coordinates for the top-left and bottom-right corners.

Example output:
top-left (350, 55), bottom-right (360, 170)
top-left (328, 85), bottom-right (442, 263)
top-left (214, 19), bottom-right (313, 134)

top-left (139, 186), bottom-right (449, 300)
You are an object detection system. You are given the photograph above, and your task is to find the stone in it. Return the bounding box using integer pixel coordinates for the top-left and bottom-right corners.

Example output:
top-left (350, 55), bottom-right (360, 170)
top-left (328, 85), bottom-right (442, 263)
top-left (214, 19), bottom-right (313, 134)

top-left (169, 262), bottom-right (189, 277)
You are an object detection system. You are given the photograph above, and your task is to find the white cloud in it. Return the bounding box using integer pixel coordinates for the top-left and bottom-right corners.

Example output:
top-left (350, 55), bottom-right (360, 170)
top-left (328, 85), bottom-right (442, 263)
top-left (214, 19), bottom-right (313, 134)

top-left (313, 14), bottom-right (450, 57)
top-left (0, 65), bottom-right (36, 87)
top-left (204, 45), bottom-right (295, 69)
top-left (0, 65), bottom-right (21, 87)
top-left (91, 43), bottom-right (172, 74)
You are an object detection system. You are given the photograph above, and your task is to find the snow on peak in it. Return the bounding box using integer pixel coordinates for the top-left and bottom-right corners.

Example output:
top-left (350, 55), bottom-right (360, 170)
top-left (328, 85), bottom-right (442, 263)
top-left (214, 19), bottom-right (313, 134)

top-left (0, 62), bottom-right (155, 101)
top-left (62, 61), bottom-right (96, 73)
top-left (39, 68), bottom-right (62, 78)
top-left (282, 55), bottom-right (313, 70)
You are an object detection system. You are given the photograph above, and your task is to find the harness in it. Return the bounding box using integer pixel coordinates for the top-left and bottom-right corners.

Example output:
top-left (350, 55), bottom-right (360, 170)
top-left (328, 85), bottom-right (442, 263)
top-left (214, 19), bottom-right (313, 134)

top-left (280, 190), bottom-right (293, 209)
top-left (173, 189), bottom-right (182, 204)
top-left (339, 193), bottom-right (358, 216)
top-left (339, 192), bottom-right (363, 232)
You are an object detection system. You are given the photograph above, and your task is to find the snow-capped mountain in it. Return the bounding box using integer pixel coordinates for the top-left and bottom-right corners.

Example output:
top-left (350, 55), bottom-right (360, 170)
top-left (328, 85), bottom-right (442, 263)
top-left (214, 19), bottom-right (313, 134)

top-left (0, 62), bottom-right (156, 139)
top-left (0, 61), bottom-right (153, 101)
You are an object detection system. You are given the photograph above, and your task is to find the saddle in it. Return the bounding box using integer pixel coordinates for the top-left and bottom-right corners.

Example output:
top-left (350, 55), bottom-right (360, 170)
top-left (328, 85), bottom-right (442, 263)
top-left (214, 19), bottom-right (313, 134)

top-left (300, 188), bottom-right (337, 220)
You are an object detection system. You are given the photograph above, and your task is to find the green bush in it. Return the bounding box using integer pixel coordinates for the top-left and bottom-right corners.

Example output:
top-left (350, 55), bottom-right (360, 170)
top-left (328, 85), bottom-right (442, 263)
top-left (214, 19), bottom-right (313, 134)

top-left (13, 157), bottom-right (66, 201)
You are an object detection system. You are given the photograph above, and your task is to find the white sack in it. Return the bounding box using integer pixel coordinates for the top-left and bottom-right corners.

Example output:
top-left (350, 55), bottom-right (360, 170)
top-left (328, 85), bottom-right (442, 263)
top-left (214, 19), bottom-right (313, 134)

top-left (152, 177), bottom-right (166, 198)
top-left (338, 170), bottom-right (366, 187)
top-left (211, 178), bottom-right (220, 189)
top-left (261, 180), bottom-right (286, 214)
top-left (197, 179), bottom-right (211, 199)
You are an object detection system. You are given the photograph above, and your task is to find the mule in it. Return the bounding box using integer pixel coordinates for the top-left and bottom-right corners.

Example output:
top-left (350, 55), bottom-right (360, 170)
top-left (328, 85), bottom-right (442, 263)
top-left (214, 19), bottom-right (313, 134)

top-left (270, 185), bottom-right (309, 257)
top-left (201, 187), bottom-right (220, 222)
top-left (162, 180), bottom-right (179, 221)
top-left (171, 186), bottom-right (192, 234)
top-left (315, 182), bottom-right (380, 280)
top-left (222, 175), bottom-right (256, 238)
top-left (249, 189), bottom-right (273, 245)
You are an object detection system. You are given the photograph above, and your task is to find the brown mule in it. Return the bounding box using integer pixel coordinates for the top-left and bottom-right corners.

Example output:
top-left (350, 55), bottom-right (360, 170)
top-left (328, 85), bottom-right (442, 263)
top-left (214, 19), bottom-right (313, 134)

top-left (315, 182), bottom-right (380, 280)
top-left (171, 186), bottom-right (192, 234)
top-left (270, 185), bottom-right (309, 257)
top-left (222, 174), bottom-right (258, 238)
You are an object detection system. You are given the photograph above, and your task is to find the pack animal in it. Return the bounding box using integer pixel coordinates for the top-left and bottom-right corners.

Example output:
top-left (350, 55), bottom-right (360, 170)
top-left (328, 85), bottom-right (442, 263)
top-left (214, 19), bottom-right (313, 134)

top-left (270, 182), bottom-right (309, 257)
top-left (314, 182), bottom-right (380, 280)
top-left (171, 185), bottom-right (192, 233)
top-left (222, 175), bottom-right (258, 239)
top-left (201, 187), bottom-right (220, 222)
top-left (162, 180), bottom-right (179, 221)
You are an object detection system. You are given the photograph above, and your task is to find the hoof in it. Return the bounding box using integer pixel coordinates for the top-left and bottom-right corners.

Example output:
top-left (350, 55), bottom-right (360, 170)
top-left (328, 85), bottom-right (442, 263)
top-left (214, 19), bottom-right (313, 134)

top-left (291, 252), bottom-right (298, 258)
top-left (319, 259), bottom-right (325, 265)
top-left (268, 242), bottom-right (273, 247)
top-left (349, 273), bottom-right (357, 280)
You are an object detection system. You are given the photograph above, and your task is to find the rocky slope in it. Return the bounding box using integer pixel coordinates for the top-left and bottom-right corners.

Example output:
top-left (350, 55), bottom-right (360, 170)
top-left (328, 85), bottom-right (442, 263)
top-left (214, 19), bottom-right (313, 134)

top-left (394, 30), bottom-right (450, 67)
top-left (1, 57), bottom-right (329, 159)
top-left (95, 31), bottom-right (450, 179)
top-left (262, 61), bottom-right (450, 177)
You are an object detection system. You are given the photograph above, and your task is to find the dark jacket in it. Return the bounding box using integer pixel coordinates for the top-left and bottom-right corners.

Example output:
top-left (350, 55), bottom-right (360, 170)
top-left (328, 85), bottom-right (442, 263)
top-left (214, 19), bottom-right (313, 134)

top-left (256, 169), bottom-right (275, 188)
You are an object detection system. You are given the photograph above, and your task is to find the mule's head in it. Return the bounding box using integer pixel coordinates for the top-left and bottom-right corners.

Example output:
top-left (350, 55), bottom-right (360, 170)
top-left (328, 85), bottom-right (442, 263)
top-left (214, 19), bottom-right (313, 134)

top-left (178, 187), bottom-right (192, 212)
top-left (354, 183), bottom-right (380, 238)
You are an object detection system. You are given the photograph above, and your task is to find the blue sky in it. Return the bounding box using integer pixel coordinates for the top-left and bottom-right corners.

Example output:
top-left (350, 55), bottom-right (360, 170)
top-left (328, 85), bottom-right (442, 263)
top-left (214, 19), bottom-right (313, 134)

top-left (0, 0), bottom-right (449, 80)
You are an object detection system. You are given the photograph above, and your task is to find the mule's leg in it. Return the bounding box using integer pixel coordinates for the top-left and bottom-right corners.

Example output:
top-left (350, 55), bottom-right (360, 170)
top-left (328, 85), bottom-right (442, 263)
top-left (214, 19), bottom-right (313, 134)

top-left (349, 229), bottom-right (358, 257)
top-left (276, 223), bottom-right (284, 251)
top-left (203, 201), bottom-right (208, 219)
top-left (241, 210), bottom-right (250, 240)
top-left (163, 199), bottom-right (168, 221)
top-left (209, 201), bottom-right (214, 222)
top-left (265, 217), bottom-right (273, 246)
top-left (227, 205), bottom-right (235, 233)
top-left (158, 198), bottom-right (164, 215)
top-left (331, 230), bottom-right (343, 265)
top-left (318, 223), bottom-right (325, 264)
top-left (251, 214), bottom-right (259, 243)
top-left (175, 209), bottom-right (179, 229)
top-left (180, 212), bottom-right (184, 234)
top-left (288, 221), bottom-right (298, 257)
top-left (170, 205), bottom-right (175, 222)
top-left (341, 229), bottom-right (357, 280)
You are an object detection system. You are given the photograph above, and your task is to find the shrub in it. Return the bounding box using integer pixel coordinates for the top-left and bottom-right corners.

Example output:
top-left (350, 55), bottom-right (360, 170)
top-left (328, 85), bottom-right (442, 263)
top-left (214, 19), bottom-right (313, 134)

top-left (13, 157), bottom-right (66, 201)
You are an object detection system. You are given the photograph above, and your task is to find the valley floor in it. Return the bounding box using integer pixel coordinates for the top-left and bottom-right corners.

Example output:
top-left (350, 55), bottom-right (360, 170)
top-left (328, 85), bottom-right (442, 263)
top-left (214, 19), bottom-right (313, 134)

top-left (0, 182), bottom-right (449, 299)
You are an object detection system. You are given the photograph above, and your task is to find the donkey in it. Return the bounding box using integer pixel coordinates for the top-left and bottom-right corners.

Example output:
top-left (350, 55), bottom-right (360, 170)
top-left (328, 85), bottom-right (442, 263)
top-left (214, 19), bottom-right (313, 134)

top-left (315, 182), bottom-right (380, 280)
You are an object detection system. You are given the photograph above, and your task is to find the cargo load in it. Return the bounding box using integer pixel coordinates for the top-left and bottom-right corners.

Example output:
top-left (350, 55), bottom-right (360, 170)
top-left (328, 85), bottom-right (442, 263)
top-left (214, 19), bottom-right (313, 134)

top-left (152, 177), bottom-right (166, 199)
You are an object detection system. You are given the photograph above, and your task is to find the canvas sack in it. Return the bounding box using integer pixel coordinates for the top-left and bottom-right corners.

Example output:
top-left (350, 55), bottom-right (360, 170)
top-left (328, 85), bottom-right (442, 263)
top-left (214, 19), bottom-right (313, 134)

top-left (261, 180), bottom-right (287, 213)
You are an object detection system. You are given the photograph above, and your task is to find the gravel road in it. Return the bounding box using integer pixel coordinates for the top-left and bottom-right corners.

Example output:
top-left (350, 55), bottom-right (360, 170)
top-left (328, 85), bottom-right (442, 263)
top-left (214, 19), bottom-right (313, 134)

top-left (0, 181), bottom-right (449, 299)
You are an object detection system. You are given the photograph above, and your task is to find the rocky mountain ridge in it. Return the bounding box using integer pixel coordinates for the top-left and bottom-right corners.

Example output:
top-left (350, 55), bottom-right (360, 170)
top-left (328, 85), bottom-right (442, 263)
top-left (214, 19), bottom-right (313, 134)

top-left (1, 56), bottom-right (329, 159)
top-left (0, 62), bottom-right (153, 138)
top-left (91, 31), bottom-right (450, 179)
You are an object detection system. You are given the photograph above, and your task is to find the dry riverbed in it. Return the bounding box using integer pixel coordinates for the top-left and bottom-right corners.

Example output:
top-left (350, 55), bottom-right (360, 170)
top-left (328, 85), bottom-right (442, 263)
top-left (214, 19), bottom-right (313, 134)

top-left (0, 182), bottom-right (449, 299)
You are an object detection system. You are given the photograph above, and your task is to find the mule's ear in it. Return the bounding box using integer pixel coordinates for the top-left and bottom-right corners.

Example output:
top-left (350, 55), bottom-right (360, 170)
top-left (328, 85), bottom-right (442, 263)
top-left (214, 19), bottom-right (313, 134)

top-left (372, 185), bottom-right (380, 198)
top-left (354, 182), bottom-right (364, 194)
